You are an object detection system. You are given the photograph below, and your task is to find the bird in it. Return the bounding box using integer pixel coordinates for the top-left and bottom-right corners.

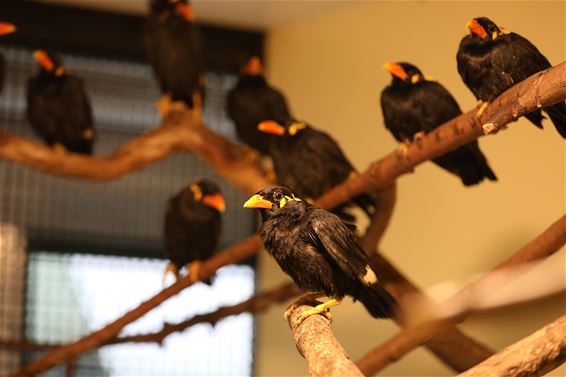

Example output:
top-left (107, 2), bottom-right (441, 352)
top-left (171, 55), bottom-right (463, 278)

top-left (257, 117), bottom-right (377, 223)
top-left (227, 56), bottom-right (291, 155)
top-left (27, 50), bottom-right (95, 154)
top-left (243, 185), bottom-right (395, 324)
top-left (381, 61), bottom-right (497, 186)
top-left (457, 16), bottom-right (566, 138)
top-left (0, 22), bottom-right (17, 94)
top-left (144, 0), bottom-right (204, 115)
top-left (163, 178), bottom-right (225, 284)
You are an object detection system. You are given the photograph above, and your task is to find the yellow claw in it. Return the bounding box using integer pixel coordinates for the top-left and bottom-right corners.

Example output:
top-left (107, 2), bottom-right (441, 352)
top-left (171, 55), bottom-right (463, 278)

top-left (476, 100), bottom-right (489, 117)
top-left (294, 298), bottom-right (342, 326)
top-left (188, 260), bottom-right (203, 283)
top-left (163, 262), bottom-right (180, 285)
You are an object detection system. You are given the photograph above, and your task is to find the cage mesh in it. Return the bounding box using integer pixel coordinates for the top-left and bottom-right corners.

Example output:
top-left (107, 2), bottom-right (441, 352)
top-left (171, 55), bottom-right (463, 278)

top-left (0, 46), bottom-right (256, 376)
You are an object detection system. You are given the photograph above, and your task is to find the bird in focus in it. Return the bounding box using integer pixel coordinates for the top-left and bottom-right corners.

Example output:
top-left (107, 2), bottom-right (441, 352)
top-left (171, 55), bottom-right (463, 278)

top-left (257, 117), bottom-right (377, 223)
top-left (243, 186), bottom-right (395, 324)
top-left (144, 0), bottom-right (204, 116)
top-left (164, 178), bottom-right (225, 284)
top-left (227, 56), bottom-right (291, 155)
top-left (457, 16), bottom-right (566, 138)
top-left (381, 61), bottom-right (497, 186)
top-left (0, 22), bottom-right (16, 94)
top-left (27, 50), bottom-right (95, 154)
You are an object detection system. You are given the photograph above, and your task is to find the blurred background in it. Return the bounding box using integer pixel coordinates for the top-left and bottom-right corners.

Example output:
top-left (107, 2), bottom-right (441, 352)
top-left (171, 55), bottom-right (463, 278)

top-left (0, 1), bottom-right (564, 376)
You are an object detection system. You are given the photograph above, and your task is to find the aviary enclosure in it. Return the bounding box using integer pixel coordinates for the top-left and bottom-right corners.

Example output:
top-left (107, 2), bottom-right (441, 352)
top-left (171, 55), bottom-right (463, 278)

top-left (0, 1), bottom-right (564, 377)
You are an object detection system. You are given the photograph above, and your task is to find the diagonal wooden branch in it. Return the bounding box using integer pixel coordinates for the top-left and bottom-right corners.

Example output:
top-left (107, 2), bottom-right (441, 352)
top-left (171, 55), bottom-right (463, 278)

top-left (316, 61), bottom-right (566, 209)
top-left (457, 314), bottom-right (566, 377)
top-left (0, 109), bottom-right (269, 195)
top-left (287, 304), bottom-right (364, 377)
top-left (357, 215), bottom-right (566, 376)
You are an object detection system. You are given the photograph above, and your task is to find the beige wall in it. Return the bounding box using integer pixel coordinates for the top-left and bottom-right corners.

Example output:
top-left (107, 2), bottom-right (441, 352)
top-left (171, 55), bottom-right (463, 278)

top-left (256, 1), bottom-right (565, 376)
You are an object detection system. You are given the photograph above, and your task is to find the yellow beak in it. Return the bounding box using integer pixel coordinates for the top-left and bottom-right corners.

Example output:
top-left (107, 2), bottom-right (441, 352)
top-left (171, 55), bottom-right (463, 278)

top-left (257, 120), bottom-right (286, 136)
top-left (466, 19), bottom-right (488, 39)
top-left (383, 61), bottom-right (408, 80)
top-left (0, 22), bottom-right (16, 36)
top-left (33, 50), bottom-right (54, 72)
top-left (202, 194), bottom-right (226, 212)
top-left (243, 194), bottom-right (273, 209)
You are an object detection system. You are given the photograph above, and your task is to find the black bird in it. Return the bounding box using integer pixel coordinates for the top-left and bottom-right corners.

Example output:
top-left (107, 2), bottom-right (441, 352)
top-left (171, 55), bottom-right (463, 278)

top-left (227, 56), bottom-right (291, 154)
top-left (164, 178), bottom-right (225, 284)
top-left (0, 22), bottom-right (17, 94)
top-left (27, 50), bottom-right (95, 154)
top-left (382, 61), bottom-right (497, 186)
top-left (144, 0), bottom-right (204, 112)
top-left (457, 17), bottom-right (566, 138)
top-left (243, 186), bottom-right (395, 323)
top-left (257, 117), bottom-right (377, 222)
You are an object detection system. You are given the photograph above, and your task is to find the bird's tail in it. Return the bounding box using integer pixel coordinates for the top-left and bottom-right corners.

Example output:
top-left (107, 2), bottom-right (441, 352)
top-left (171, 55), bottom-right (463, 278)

top-left (544, 102), bottom-right (566, 138)
top-left (356, 283), bottom-right (396, 318)
top-left (351, 192), bottom-right (378, 218)
top-left (433, 143), bottom-right (497, 186)
top-left (525, 109), bottom-right (545, 129)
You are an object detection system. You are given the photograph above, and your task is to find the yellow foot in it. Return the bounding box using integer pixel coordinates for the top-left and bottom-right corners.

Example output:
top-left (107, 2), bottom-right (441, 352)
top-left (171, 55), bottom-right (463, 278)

top-left (187, 260), bottom-right (203, 283)
top-left (413, 131), bottom-right (425, 143)
top-left (156, 94), bottom-right (172, 118)
top-left (396, 139), bottom-right (410, 158)
top-left (476, 100), bottom-right (489, 117)
top-left (82, 128), bottom-right (95, 140)
top-left (294, 298), bottom-right (342, 326)
top-left (284, 293), bottom-right (325, 321)
top-left (163, 262), bottom-right (180, 285)
top-left (52, 143), bottom-right (67, 154)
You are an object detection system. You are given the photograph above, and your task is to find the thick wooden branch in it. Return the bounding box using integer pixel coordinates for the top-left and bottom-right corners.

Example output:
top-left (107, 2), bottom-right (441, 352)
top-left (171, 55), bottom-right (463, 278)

top-left (0, 110), bottom-right (269, 195)
top-left (287, 304), bottom-right (364, 377)
top-left (316, 61), bottom-right (566, 209)
top-left (357, 215), bottom-right (566, 376)
top-left (457, 314), bottom-right (566, 377)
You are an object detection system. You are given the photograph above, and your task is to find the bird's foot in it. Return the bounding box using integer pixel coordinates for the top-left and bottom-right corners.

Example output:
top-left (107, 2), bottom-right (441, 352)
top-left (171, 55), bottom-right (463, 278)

top-left (187, 260), bottom-right (203, 283)
top-left (52, 143), bottom-right (67, 154)
top-left (162, 262), bottom-right (180, 286)
top-left (294, 298), bottom-right (342, 326)
top-left (476, 100), bottom-right (489, 117)
top-left (156, 94), bottom-right (172, 118)
top-left (284, 293), bottom-right (325, 322)
top-left (396, 140), bottom-right (411, 158)
top-left (82, 128), bottom-right (95, 140)
top-left (413, 131), bottom-right (425, 143)
top-left (191, 91), bottom-right (203, 124)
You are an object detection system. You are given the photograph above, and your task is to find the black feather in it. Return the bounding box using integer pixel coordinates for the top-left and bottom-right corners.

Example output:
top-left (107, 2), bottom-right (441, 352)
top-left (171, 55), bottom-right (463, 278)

top-left (457, 17), bottom-right (566, 138)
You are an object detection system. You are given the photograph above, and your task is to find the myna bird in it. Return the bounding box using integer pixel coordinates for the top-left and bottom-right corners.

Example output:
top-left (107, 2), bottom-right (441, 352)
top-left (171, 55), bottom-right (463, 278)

top-left (243, 186), bottom-right (395, 324)
top-left (164, 178), bottom-right (225, 284)
top-left (457, 17), bottom-right (566, 138)
top-left (0, 22), bottom-right (16, 94)
top-left (27, 50), bottom-right (95, 154)
top-left (144, 0), bottom-right (204, 115)
top-left (382, 61), bottom-right (497, 186)
top-left (257, 117), bottom-right (377, 223)
top-left (227, 56), bottom-right (291, 155)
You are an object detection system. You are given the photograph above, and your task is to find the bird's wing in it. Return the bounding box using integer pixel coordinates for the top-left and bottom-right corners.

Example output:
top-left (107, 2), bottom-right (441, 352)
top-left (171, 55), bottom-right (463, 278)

top-left (306, 209), bottom-right (376, 285)
top-left (412, 82), bottom-right (462, 133)
top-left (380, 86), bottom-right (405, 142)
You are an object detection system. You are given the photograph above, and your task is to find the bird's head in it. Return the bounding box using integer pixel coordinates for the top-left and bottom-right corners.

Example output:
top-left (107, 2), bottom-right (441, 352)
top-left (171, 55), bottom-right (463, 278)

top-left (243, 56), bottom-right (263, 76)
top-left (383, 61), bottom-right (424, 85)
top-left (243, 186), bottom-right (304, 218)
top-left (466, 17), bottom-right (506, 41)
top-left (33, 50), bottom-right (65, 77)
top-left (0, 22), bottom-right (16, 36)
top-left (151, 0), bottom-right (194, 21)
top-left (257, 119), bottom-right (307, 138)
top-left (190, 178), bottom-right (225, 212)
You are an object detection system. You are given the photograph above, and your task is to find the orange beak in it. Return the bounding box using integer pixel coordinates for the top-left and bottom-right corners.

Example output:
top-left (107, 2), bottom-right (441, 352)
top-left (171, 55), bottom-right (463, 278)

top-left (244, 56), bottom-right (263, 75)
top-left (202, 194), bottom-right (225, 212)
top-left (33, 50), bottom-right (54, 72)
top-left (383, 62), bottom-right (408, 80)
top-left (466, 19), bottom-right (488, 39)
top-left (0, 22), bottom-right (16, 36)
top-left (257, 120), bottom-right (286, 136)
top-left (175, 2), bottom-right (195, 22)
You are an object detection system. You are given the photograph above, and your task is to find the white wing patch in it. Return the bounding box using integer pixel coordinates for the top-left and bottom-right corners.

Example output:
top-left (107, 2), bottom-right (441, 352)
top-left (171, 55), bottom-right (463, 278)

top-left (363, 265), bottom-right (378, 284)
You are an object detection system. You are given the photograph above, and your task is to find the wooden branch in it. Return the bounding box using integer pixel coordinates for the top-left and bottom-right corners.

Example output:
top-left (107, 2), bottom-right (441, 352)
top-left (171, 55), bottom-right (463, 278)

top-left (316, 61), bottom-right (566, 209)
top-left (10, 235), bottom-right (262, 377)
top-left (457, 314), bottom-right (566, 377)
top-left (359, 182), bottom-right (397, 252)
top-left (0, 109), bottom-right (269, 195)
top-left (357, 215), bottom-right (566, 376)
top-left (287, 304), bottom-right (364, 377)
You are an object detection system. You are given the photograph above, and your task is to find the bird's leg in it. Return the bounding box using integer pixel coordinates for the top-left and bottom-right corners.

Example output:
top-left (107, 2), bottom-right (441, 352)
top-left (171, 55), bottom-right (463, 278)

top-left (413, 131), bottom-right (426, 144)
top-left (294, 297), bottom-right (343, 325)
top-left (82, 128), bottom-right (95, 140)
top-left (187, 260), bottom-right (203, 283)
top-left (162, 262), bottom-right (180, 285)
top-left (284, 293), bottom-right (339, 324)
top-left (191, 90), bottom-right (203, 124)
top-left (476, 100), bottom-right (489, 117)
top-left (396, 139), bottom-right (411, 158)
top-left (156, 94), bottom-right (172, 118)
top-left (52, 143), bottom-right (67, 155)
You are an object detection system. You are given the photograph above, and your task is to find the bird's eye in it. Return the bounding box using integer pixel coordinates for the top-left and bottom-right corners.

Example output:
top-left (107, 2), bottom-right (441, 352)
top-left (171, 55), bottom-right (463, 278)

top-left (273, 192), bottom-right (283, 202)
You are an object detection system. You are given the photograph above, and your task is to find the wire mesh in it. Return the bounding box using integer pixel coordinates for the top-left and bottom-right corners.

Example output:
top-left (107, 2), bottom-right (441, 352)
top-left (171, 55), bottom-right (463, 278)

top-left (0, 45), bottom-right (257, 375)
